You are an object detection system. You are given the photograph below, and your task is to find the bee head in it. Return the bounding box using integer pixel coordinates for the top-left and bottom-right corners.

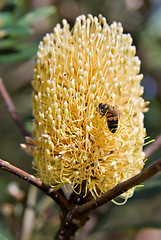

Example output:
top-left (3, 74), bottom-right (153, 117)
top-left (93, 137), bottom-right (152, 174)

top-left (96, 103), bottom-right (109, 116)
top-left (96, 103), bottom-right (103, 112)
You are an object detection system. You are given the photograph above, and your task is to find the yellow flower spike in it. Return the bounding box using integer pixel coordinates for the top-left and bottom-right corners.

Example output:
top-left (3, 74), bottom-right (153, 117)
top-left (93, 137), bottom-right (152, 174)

top-left (30, 14), bottom-right (147, 200)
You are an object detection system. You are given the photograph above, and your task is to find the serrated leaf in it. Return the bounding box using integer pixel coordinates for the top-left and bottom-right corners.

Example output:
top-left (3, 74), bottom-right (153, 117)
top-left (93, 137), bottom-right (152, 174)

top-left (18, 6), bottom-right (57, 25)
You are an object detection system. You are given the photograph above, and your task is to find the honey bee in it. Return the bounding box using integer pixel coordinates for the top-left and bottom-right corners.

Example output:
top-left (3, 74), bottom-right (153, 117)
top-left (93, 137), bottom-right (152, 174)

top-left (97, 103), bottom-right (120, 133)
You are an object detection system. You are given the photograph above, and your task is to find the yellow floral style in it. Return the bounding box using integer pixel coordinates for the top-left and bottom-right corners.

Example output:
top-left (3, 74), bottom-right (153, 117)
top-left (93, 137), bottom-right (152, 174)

top-left (29, 14), bottom-right (148, 199)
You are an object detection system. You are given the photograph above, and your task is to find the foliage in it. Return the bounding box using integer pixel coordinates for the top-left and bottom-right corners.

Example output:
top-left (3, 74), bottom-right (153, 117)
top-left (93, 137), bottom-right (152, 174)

top-left (0, 0), bottom-right (56, 63)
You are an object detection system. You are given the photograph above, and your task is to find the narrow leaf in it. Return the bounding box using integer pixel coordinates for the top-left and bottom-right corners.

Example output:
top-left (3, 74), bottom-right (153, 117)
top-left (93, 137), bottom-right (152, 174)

top-left (18, 6), bottom-right (56, 25)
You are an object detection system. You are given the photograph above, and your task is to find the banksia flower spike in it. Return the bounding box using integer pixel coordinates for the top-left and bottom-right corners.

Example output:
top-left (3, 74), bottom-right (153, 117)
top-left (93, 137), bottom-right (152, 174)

top-left (28, 14), bottom-right (147, 200)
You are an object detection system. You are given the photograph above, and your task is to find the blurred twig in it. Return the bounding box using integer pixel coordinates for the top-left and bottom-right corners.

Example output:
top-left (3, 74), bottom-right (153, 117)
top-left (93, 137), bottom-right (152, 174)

top-left (20, 186), bottom-right (38, 240)
top-left (0, 76), bottom-right (38, 240)
top-left (0, 77), bottom-right (30, 137)
top-left (144, 135), bottom-right (161, 159)
top-left (0, 158), bottom-right (69, 211)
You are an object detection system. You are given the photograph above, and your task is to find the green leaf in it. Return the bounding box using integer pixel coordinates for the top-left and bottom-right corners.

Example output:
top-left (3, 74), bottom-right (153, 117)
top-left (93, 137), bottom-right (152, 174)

top-left (0, 43), bottom-right (38, 63)
top-left (0, 38), bottom-right (18, 50)
top-left (0, 25), bottom-right (31, 38)
top-left (18, 6), bottom-right (57, 25)
top-left (0, 233), bottom-right (9, 240)
top-left (0, 12), bottom-right (13, 25)
top-left (0, 220), bottom-right (14, 240)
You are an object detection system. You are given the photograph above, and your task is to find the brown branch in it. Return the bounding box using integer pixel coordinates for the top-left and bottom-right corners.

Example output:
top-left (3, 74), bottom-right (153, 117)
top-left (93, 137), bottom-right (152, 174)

top-left (0, 77), bottom-right (30, 137)
top-left (1, 156), bottom-right (161, 240)
top-left (75, 158), bottom-right (161, 215)
top-left (0, 158), bottom-right (69, 211)
top-left (144, 135), bottom-right (161, 159)
top-left (53, 158), bottom-right (161, 240)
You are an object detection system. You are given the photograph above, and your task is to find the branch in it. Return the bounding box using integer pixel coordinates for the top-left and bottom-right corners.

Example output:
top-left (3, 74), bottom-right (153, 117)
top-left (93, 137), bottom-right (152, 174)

top-left (0, 77), bottom-right (30, 137)
top-left (54, 158), bottom-right (161, 240)
top-left (0, 158), bottom-right (69, 211)
top-left (76, 158), bottom-right (161, 215)
top-left (1, 157), bottom-right (161, 240)
top-left (144, 135), bottom-right (161, 159)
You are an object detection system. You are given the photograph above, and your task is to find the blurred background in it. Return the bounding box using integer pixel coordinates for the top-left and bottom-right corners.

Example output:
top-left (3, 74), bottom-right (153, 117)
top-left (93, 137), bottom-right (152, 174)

top-left (0, 0), bottom-right (161, 239)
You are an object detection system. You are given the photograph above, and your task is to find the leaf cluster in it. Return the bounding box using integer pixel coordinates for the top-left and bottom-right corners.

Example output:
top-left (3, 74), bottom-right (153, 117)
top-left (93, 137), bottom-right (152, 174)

top-left (0, 0), bottom-right (56, 63)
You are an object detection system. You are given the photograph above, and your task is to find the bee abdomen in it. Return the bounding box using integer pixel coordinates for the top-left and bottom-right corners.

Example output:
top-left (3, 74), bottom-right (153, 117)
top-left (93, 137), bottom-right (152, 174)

top-left (107, 119), bottom-right (118, 133)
